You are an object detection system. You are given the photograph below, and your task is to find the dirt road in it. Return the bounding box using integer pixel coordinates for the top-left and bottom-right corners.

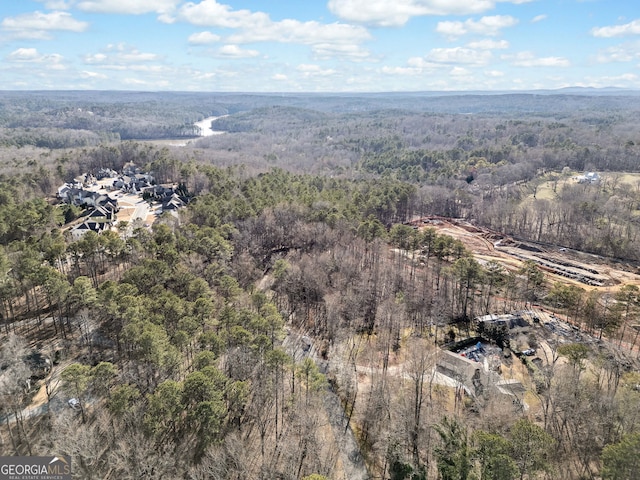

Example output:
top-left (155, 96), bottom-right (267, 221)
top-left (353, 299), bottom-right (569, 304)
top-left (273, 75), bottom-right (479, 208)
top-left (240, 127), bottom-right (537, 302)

top-left (284, 331), bottom-right (370, 480)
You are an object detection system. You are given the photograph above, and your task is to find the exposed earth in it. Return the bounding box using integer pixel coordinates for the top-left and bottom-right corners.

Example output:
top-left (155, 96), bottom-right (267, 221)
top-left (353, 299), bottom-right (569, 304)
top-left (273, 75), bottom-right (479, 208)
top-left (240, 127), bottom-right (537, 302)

top-left (411, 216), bottom-right (640, 292)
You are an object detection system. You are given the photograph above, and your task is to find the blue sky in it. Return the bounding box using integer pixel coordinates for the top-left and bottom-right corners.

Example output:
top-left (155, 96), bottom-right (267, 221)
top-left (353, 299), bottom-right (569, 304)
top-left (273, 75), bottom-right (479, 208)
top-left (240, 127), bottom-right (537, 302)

top-left (1, 0), bottom-right (639, 92)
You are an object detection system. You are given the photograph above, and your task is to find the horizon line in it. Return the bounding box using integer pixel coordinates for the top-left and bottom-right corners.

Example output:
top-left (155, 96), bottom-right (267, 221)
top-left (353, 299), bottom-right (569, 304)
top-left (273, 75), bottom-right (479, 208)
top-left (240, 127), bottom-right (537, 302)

top-left (0, 86), bottom-right (639, 96)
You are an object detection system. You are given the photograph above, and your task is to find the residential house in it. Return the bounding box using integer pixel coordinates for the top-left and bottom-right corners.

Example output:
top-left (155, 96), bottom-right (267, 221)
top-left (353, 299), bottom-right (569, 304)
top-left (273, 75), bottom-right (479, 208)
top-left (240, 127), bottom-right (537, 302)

top-left (96, 168), bottom-right (118, 180)
top-left (86, 205), bottom-right (115, 223)
top-left (435, 350), bottom-right (488, 397)
top-left (576, 171), bottom-right (600, 184)
top-left (63, 188), bottom-right (104, 207)
top-left (122, 162), bottom-right (141, 176)
top-left (134, 173), bottom-right (153, 188)
top-left (99, 195), bottom-right (119, 213)
top-left (82, 173), bottom-right (97, 187)
top-left (162, 193), bottom-right (187, 212)
top-left (113, 173), bottom-right (154, 193)
top-left (67, 197), bottom-right (118, 240)
top-left (57, 183), bottom-right (71, 199)
top-left (70, 220), bottom-right (110, 240)
top-left (474, 313), bottom-right (530, 332)
top-left (146, 184), bottom-right (174, 200)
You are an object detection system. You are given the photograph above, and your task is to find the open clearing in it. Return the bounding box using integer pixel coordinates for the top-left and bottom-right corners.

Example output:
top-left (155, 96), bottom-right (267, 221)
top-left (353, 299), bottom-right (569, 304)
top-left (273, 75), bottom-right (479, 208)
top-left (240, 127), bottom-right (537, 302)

top-left (413, 217), bottom-right (640, 292)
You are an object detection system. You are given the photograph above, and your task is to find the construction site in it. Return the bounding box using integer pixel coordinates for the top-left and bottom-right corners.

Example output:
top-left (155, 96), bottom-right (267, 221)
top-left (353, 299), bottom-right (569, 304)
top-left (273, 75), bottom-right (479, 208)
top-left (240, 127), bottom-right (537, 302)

top-left (412, 216), bottom-right (640, 291)
top-left (379, 216), bottom-right (640, 418)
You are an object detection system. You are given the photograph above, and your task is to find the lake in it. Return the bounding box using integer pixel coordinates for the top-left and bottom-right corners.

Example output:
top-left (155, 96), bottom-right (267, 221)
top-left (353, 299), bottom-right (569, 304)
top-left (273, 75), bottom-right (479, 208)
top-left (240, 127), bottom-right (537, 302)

top-left (194, 116), bottom-right (226, 136)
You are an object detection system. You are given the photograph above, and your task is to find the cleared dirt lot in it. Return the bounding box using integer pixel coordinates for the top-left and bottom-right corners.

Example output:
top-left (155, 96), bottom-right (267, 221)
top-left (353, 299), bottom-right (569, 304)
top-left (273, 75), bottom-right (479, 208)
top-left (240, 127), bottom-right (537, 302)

top-left (414, 217), bottom-right (640, 292)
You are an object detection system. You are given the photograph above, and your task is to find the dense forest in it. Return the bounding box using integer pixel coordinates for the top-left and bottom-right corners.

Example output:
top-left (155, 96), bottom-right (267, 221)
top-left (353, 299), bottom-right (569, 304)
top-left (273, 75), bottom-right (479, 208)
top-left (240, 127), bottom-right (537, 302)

top-left (1, 91), bottom-right (640, 479)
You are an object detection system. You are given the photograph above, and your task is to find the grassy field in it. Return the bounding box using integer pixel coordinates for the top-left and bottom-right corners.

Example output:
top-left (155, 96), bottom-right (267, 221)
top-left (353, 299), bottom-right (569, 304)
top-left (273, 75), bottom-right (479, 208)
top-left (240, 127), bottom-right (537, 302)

top-left (615, 172), bottom-right (640, 187)
top-left (529, 172), bottom-right (572, 201)
top-left (528, 171), bottom-right (640, 202)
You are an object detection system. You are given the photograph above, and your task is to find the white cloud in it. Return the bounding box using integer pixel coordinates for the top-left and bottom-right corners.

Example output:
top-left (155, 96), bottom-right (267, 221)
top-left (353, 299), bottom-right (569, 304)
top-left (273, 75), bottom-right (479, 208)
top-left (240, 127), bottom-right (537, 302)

top-left (34, 1), bottom-right (73, 8)
top-left (407, 57), bottom-right (440, 69)
top-left (436, 15), bottom-right (518, 39)
top-left (170, 0), bottom-right (371, 55)
top-left (7, 48), bottom-right (58, 62)
top-left (272, 74), bottom-right (288, 81)
top-left (579, 73), bottom-right (639, 88)
top-left (192, 71), bottom-right (216, 80)
top-left (328, 0), bottom-right (533, 27)
top-left (85, 53), bottom-right (107, 63)
top-left (592, 19), bottom-right (640, 38)
top-left (6, 48), bottom-right (65, 70)
top-left (121, 77), bottom-right (171, 88)
top-left (594, 42), bottom-right (640, 63)
top-left (603, 73), bottom-right (638, 82)
top-left (312, 43), bottom-right (372, 61)
top-left (381, 65), bottom-right (422, 75)
top-left (97, 64), bottom-right (173, 73)
top-left (450, 66), bottom-right (470, 76)
top-left (2, 30), bottom-right (51, 41)
top-left (1, 11), bottom-right (89, 39)
top-left (168, 0), bottom-right (268, 28)
top-left (329, 0), bottom-right (433, 27)
top-left (531, 14), bottom-right (547, 23)
top-left (166, 1), bottom-right (373, 62)
top-left (84, 44), bottom-right (159, 64)
top-left (466, 39), bottom-right (509, 49)
top-left (504, 51), bottom-right (570, 67)
top-left (7, 48), bottom-right (42, 62)
top-left (425, 47), bottom-right (492, 65)
top-left (123, 78), bottom-right (148, 85)
top-left (80, 70), bottom-right (107, 79)
top-left (484, 69), bottom-right (504, 77)
top-left (38, 0), bottom-right (181, 14)
top-left (217, 44), bottom-right (260, 58)
top-left (297, 64), bottom-right (337, 77)
top-left (228, 20), bottom-right (370, 46)
top-left (188, 31), bottom-right (221, 44)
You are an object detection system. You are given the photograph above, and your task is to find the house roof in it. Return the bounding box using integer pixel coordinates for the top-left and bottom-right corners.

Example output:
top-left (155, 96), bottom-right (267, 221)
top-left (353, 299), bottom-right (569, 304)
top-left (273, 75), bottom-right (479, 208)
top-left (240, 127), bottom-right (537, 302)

top-left (86, 206), bottom-right (113, 220)
top-left (85, 221), bottom-right (107, 231)
top-left (475, 313), bottom-right (529, 330)
top-left (162, 193), bottom-right (186, 210)
top-left (72, 220), bottom-right (109, 236)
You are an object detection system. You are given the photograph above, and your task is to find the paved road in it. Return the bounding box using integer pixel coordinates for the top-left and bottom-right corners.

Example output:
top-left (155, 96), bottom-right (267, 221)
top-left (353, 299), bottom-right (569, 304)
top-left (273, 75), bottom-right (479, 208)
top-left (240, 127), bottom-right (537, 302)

top-left (131, 201), bottom-right (149, 222)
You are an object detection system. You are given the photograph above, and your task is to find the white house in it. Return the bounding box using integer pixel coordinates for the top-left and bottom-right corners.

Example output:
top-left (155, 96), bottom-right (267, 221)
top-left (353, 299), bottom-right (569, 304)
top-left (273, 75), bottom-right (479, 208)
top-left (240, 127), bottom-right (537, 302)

top-left (576, 172), bottom-right (600, 184)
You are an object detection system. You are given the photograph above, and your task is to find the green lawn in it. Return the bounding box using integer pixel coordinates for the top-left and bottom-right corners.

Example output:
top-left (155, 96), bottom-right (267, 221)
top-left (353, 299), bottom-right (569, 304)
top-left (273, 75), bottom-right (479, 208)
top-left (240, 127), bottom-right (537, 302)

top-left (528, 171), bottom-right (640, 202)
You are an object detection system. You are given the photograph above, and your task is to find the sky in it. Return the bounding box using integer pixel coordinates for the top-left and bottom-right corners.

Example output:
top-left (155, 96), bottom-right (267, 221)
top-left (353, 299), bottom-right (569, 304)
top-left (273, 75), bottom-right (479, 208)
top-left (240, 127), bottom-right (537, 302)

top-left (1, 0), bottom-right (639, 92)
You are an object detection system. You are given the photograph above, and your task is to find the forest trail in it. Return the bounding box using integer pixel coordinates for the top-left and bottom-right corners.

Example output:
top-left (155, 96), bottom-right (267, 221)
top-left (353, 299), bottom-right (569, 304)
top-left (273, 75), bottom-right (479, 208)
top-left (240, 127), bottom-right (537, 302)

top-left (284, 331), bottom-right (370, 480)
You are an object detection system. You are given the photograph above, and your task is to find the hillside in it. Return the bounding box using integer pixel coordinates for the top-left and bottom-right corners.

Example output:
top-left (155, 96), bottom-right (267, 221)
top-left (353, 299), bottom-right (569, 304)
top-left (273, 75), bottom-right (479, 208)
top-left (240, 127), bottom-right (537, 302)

top-left (1, 91), bottom-right (640, 479)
